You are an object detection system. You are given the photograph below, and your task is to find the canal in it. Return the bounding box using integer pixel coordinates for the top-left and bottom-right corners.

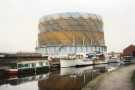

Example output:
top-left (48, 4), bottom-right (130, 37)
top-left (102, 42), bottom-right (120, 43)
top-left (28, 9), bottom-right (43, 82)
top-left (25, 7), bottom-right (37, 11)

top-left (0, 63), bottom-right (121, 90)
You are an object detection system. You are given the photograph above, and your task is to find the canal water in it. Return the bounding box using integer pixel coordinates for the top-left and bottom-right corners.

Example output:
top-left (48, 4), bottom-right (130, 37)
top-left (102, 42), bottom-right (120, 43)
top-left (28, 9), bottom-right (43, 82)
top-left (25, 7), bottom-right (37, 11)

top-left (0, 63), bottom-right (121, 90)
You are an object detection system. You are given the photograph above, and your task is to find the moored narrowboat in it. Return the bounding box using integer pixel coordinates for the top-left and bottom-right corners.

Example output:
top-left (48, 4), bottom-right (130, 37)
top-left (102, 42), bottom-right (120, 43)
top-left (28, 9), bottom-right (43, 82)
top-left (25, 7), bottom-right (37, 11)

top-left (0, 58), bottom-right (50, 76)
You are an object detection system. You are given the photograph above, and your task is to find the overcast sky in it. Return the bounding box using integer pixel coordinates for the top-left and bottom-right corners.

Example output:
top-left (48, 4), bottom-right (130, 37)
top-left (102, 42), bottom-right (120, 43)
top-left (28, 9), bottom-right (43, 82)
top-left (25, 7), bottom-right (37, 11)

top-left (0, 0), bottom-right (135, 53)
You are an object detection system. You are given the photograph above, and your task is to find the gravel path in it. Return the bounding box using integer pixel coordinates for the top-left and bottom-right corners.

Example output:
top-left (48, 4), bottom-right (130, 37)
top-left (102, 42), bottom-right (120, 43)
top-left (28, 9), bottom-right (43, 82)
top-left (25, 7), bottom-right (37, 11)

top-left (97, 65), bottom-right (135, 90)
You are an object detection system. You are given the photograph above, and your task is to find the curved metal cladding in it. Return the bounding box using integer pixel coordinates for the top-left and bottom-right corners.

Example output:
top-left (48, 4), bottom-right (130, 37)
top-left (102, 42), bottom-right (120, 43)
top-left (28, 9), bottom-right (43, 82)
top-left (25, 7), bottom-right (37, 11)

top-left (36, 12), bottom-right (106, 56)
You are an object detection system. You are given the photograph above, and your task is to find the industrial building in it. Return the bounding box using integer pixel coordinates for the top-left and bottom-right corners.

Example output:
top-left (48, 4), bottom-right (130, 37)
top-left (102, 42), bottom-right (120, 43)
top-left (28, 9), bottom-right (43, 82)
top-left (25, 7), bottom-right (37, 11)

top-left (36, 12), bottom-right (107, 56)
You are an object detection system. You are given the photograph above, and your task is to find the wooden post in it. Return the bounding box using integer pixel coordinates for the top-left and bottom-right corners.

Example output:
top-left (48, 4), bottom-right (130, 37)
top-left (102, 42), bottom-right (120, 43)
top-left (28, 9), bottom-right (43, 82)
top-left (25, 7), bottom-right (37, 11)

top-left (34, 63), bottom-right (36, 75)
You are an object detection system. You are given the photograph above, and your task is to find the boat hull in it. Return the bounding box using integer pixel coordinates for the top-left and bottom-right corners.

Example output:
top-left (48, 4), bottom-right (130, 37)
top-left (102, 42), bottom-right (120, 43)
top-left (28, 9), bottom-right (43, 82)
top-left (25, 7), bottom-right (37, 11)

top-left (7, 69), bottom-right (18, 76)
top-left (60, 59), bottom-right (93, 68)
top-left (60, 60), bottom-right (76, 68)
top-left (77, 59), bottom-right (93, 66)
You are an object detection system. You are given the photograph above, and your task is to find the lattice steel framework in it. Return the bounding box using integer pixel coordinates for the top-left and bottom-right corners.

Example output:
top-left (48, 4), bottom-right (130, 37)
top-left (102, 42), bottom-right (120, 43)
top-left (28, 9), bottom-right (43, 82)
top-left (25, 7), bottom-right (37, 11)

top-left (36, 12), bottom-right (106, 55)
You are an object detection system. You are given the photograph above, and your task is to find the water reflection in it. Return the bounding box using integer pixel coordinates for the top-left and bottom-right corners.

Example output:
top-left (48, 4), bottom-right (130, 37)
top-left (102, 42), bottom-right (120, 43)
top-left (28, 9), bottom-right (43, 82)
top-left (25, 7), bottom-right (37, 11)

top-left (38, 65), bottom-right (113, 90)
top-left (0, 63), bottom-right (120, 90)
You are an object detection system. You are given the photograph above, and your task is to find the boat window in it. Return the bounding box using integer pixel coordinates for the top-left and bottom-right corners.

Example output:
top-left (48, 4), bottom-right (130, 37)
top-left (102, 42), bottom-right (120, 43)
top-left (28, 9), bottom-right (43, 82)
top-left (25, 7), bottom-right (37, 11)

top-left (86, 54), bottom-right (94, 59)
top-left (18, 64), bottom-right (29, 68)
top-left (76, 55), bottom-right (83, 59)
top-left (39, 62), bottom-right (43, 66)
top-left (18, 64), bottom-right (22, 68)
top-left (24, 64), bottom-right (29, 67)
top-left (46, 62), bottom-right (49, 65)
top-left (32, 63), bottom-right (36, 67)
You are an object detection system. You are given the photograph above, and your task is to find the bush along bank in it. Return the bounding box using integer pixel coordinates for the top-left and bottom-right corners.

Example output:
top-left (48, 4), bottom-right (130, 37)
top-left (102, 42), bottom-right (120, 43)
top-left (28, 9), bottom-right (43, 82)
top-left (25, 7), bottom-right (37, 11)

top-left (131, 70), bottom-right (135, 88)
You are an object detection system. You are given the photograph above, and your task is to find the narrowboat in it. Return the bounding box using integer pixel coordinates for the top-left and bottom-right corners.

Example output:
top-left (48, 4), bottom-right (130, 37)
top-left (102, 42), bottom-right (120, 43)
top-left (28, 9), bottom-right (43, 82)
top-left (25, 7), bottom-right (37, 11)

top-left (0, 59), bottom-right (50, 76)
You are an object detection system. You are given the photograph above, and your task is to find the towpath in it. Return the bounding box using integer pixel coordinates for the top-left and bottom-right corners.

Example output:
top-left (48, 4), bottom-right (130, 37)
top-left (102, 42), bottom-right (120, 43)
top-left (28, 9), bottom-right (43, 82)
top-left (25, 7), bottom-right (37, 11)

top-left (83, 65), bottom-right (135, 90)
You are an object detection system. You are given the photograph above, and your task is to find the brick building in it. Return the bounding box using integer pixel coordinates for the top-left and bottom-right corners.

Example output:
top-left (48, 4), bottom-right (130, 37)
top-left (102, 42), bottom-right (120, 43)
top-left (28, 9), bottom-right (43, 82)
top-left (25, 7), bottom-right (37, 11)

top-left (123, 45), bottom-right (135, 57)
